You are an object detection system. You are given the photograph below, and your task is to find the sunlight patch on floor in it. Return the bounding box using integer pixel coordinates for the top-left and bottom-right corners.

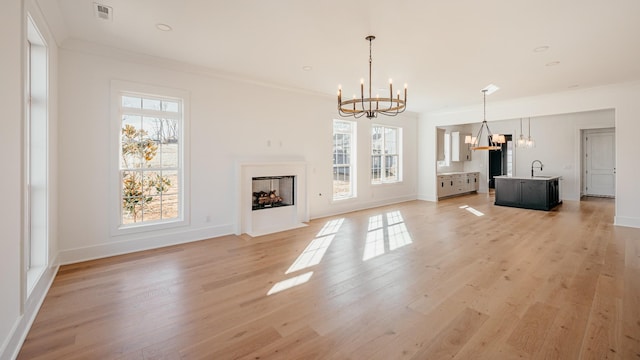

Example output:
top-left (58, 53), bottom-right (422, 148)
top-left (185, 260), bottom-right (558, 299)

top-left (269, 218), bottom-right (345, 295)
top-left (459, 205), bottom-right (485, 216)
top-left (286, 235), bottom-right (335, 274)
top-left (363, 210), bottom-right (413, 261)
top-left (267, 272), bottom-right (313, 296)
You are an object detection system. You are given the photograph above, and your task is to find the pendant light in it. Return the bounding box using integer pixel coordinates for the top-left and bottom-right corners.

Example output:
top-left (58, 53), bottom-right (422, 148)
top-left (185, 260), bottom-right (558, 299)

top-left (526, 117), bottom-right (535, 148)
top-left (468, 89), bottom-right (504, 151)
top-left (516, 118), bottom-right (527, 148)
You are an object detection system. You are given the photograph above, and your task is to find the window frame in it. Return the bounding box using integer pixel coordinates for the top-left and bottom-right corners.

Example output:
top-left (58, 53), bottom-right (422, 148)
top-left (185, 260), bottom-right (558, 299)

top-left (25, 14), bottom-right (49, 296)
top-left (371, 125), bottom-right (402, 184)
top-left (110, 80), bottom-right (190, 235)
top-left (332, 119), bottom-right (357, 201)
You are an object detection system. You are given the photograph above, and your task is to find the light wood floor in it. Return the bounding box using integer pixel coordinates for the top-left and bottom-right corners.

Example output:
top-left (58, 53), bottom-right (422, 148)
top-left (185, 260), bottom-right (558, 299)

top-left (19, 195), bottom-right (640, 359)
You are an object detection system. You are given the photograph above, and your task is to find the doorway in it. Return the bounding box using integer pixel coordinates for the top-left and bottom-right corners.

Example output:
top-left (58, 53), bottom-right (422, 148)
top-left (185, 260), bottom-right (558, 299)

top-left (488, 135), bottom-right (513, 188)
top-left (583, 128), bottom-right (615, 197)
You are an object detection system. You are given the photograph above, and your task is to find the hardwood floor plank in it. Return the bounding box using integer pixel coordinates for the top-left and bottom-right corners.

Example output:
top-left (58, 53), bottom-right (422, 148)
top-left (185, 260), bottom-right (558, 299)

top-left (16, 196), bottom-right (640, 359)
top-left (410, 307), bottom-right (489, 359)
top-left (506, 301), bottom-right (559, 355)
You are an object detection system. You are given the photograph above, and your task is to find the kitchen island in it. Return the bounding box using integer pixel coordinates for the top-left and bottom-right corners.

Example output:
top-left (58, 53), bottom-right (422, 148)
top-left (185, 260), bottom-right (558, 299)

top-left (494, 175), bottom-right (561, 211)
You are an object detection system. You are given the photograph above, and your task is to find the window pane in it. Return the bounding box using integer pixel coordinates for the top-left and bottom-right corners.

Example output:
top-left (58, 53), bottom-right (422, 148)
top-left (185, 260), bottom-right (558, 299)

top-left (162, 170), bottom-right (178, 195)
top-left (372, 127), bottom-right (383, 154)
top-left (121, 116), bottom-right (143, 169)
top-left (122, 170), bottom-right (144, 223)
top-left (385, 155), bottom-right (399, 181)
top-left (371, 155), bottom-right (381, 182)
top-left (142, 98), bottom-right (161, 111)
top-left (162, 118), bottom-right (179, 144)
top-left (333, 120), bottom-right (355, 199)
top-left (162, 101), bottom-right (179, 113)
top-left (142, 195), bottom-right (162, 222)
top-left (142, 170), bottom-right (163, 195)
top-left (161, 141), bottom-right (178, 168)
top-left (122, 96), bottom-right (141, 109)
top-left (385, 128), bottom-right (397, 154)
top-left (161, 195), bottom-right (179, 220)
top-left (142, 117), bottom-right (162, 141)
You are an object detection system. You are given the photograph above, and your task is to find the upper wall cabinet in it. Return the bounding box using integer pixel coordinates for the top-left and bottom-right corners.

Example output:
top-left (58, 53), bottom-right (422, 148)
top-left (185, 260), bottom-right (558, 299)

top-left (451, 131), bottom-right (472, 161)
top-left (437, 128), bottom-right (445, 161)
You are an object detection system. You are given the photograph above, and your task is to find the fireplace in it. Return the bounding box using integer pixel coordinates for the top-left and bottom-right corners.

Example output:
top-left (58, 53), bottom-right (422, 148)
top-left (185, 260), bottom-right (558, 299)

top-left (236, 161), bottom-right (308, 237)
top-left (252, 176), bottom-right (295, 210)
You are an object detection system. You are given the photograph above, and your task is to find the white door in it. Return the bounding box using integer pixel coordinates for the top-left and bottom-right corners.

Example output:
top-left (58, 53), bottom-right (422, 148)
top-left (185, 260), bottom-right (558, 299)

top-left (584, 129), bottom-right (615, 197)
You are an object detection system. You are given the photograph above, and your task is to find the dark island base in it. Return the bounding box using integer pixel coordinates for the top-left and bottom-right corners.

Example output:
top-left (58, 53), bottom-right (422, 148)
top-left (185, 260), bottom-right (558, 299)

top-left (494, 199), bottom-right (562, 211)
top-left (494, 177), bottom-right (561, 211)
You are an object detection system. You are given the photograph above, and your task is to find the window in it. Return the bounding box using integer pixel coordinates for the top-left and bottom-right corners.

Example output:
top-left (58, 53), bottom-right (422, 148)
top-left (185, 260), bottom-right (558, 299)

top-left (113, 82), bottom-right (188, 231)
top-left (333, 120), bottom-right (356, 200)
top-left (438, 132), bottom-right (451, 167)
top-left (25, 15), bottom-right (49, 295)
top-left (371, 125), bottom-right (401, 184)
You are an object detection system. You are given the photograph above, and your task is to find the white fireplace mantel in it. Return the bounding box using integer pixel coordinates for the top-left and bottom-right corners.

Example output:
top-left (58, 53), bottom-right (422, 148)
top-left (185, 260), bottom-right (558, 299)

top-left (235, 161), bottom-right (309, 236)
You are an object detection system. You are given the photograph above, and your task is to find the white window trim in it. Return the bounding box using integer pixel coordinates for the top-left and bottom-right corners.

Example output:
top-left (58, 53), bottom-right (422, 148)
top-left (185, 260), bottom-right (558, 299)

top-left (25, 13), bottom-right (49, 297)
top-left (371, 125), bottom-right (403, 185)
top-left (110, 80), bottom-right (190, 236)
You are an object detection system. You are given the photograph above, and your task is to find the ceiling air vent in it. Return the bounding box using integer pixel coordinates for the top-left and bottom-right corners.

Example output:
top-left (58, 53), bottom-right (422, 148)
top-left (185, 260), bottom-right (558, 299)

top-left (93, 3), bottom-right (113, 21)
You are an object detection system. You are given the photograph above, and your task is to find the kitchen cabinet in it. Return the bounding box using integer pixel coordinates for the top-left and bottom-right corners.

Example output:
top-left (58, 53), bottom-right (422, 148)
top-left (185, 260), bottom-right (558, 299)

top-left (451, 131), bottom-right (472, 162)
top-left (494, 176), bottom-right (561, 211)
top-left (466, 172), bottom-right (479, 192)
top-left (437, 172), bottom-right (479, 199)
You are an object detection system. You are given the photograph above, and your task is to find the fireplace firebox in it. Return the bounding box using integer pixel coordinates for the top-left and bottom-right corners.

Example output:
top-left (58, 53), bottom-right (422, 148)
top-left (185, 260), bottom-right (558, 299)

top-left (252, 176), bottom-right (295, 210)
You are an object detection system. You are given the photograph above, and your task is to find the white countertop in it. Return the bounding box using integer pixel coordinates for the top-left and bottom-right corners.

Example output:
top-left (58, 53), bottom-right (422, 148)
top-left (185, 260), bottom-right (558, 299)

top-left (437, 171), bottom-right (480, 176)
top-left (494, 175), bottom-right (562, 180)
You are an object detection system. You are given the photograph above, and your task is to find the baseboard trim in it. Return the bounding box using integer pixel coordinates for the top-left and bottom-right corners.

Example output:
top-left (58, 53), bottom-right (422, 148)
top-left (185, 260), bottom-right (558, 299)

top-left (310, 195), bottom-right (418, 220)
top-left (614, 216), bottom-right (640, 229)
top-left (1, 262), bottom-right (58, 360)
top-left (58, 223), bottom-right (234, 265)
top-left (417, 193), bottom-right (437, 202)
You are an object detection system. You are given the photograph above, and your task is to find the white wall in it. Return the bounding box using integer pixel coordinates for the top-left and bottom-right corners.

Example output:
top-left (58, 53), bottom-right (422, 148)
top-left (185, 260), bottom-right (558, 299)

top-left (419, 82), bottom-right (640, 228)
top-left (0, 1), bottom-right (24, 358)
top-left (0, 2), bottom-right (61, 359)
top-left (56, 42), bottom-right (418, 263)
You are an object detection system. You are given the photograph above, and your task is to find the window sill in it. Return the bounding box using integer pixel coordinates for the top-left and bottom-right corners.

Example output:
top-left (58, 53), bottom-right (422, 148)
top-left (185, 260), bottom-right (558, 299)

top-left (371, 181), bottom-right (403, 186)
top-left (112, 217), bottom-right (188, 237)
top-left (331, 196), bottom-right (358, 204)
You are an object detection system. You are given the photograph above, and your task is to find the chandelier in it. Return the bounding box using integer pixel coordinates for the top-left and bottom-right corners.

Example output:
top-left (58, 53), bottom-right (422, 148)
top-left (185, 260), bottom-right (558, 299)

top-left (337, 35), bottom-right (407, 119)
top-left (466, 89), bottom-right (504, 150)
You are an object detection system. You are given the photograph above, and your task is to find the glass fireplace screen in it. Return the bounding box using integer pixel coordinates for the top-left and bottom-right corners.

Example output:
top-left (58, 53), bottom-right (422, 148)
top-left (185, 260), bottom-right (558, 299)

top-left (252, 175), bottom-right (295, 210)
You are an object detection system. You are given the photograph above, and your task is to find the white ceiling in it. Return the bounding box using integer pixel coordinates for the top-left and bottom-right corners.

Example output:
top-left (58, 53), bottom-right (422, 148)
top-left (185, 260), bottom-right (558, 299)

top-left (37, 0), bottom-right (640, 113)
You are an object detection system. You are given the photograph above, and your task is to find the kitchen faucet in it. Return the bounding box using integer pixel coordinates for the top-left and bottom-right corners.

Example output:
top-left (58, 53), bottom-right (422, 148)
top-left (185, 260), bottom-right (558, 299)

top-left (531, 160), bottom-right (543, 177)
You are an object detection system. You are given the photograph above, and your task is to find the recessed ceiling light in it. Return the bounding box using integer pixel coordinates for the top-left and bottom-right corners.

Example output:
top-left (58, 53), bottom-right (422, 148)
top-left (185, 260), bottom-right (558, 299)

top-left (156, 23), bottom-right (172, 31)
top-left (482, 84), bottom-right (500, 95)
top-left (533, 46), bottom-right (550, 53)
top-left (302, 66), bottom-right (313, 71)
top-left (545, 61), bottom-right (560, 67)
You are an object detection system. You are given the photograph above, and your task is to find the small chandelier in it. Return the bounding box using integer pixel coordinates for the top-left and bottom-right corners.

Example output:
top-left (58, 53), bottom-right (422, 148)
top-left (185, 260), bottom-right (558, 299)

top-left (466, 89), bottom-right (504, 150)
top-left (516, 118), bottom-right (535, 148)
top-left (337, 35), bottom-right (407, 119)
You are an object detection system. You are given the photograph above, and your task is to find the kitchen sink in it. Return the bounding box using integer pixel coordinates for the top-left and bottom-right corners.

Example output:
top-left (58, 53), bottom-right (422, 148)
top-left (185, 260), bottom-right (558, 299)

top-left (533, 175), bottom-right (553, 178)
